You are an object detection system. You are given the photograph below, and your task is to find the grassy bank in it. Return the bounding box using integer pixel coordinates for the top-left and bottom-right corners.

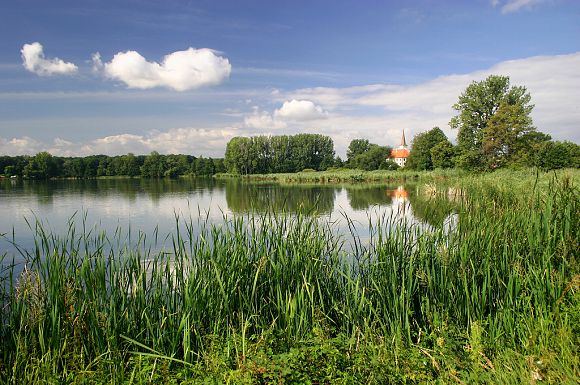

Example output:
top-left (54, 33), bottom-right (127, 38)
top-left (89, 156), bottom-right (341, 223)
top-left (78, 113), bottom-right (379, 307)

top-left (216, 167), bottom-right (580, 186)
top-left (0, 171), bottom-right (578, 383)
top-left (216, 167), bottom-right (464, 183)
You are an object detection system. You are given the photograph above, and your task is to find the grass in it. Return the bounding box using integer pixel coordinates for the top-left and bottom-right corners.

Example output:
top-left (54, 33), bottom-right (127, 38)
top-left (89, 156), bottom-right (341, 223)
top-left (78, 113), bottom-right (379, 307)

top-left (0, 170), bottom-right (578, 384)
top-left (216, 167), bottom-right (467, 184)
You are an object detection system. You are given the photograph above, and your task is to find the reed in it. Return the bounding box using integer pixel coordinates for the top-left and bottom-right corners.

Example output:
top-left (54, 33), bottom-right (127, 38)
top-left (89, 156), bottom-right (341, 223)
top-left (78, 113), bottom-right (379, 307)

top-left (0, 172), bottom-right (578, 383)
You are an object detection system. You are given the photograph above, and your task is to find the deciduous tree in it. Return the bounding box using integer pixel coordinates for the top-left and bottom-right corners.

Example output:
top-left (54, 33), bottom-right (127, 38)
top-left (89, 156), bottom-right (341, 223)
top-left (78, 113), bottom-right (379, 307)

top-left (406, 127), bottom-right (450, 170)
top-left (482, 101), bottom-right (548, 169)
top-left (450, 75), bottom-right (534, 170)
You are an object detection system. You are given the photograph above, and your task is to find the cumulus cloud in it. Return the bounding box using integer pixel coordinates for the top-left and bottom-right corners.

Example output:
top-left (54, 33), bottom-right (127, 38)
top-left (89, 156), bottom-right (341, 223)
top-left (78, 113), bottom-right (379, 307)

top-left (21, 42), bottom-right (78, 76)
top-left (244, 107), bottom-right (286, 130)
top-left (101, 48), bottom-right (231, 91)
top-left (274, 99), bottom-right (328, 120)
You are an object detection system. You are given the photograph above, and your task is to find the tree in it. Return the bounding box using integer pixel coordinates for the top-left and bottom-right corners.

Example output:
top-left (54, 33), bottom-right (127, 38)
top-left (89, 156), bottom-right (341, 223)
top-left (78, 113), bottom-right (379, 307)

top-left (482, 101), bottom-right (549, 169)
top-left (224, 134), bottom-right (335, 174)
top-left (536, 141), bottom-right (580, 170)
top-left (3, 165), bottom-right (17, 177)
top-left (121, 153), bottom-right (141, 177)
top-left (450, 75), bottom-right (534, 170)
top-left (23, 152), bottom-right (58, 179)
top-left (192, 156), bottom-right (216, 176)
top-left (346, 139), bottom-right (371, 166)
top-left (270, 135), bottom-right (293, 173)
top-left (349, 145), bottom-right (392, 171)
top-left (431, 140), bottom-right (455, 169)
top-left (141, 151), bottom-right (165, 177)
top-left (406, 127), bottom-right (450, 170)
top-left (225, 137), bottom-right (252, 174)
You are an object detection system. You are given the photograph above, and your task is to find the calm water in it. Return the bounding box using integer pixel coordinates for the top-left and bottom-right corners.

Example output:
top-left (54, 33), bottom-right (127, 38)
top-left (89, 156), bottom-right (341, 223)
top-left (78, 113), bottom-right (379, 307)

top-left (0, 178), bottom-right (456, 265)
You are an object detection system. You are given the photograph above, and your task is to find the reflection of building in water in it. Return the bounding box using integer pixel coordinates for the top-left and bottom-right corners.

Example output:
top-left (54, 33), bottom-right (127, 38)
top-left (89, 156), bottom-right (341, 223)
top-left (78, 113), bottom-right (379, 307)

top-left (390, 186), bottom-right (408, 201)
top-left (390, 130), bottom-right (410, 168)
top-left (388, 186), bottom-right (409, 215)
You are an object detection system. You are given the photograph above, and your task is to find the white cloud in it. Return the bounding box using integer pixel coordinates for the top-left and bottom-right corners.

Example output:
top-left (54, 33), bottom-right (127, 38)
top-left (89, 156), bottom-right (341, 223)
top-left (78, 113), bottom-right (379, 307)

top-left (80, 127), bottom-right (237, 156)
top-left (21, 42), bottom-right (78, 76)
top-left (241, 100), bottom-right (327, 131)
top-left (91, 52), bottom-right (104, 73)
top-left (492, 0), bottom-right (544, 13)
top-left (4, 51), bottom-right (578, 160)
top-left (102, 48), bottom-right (231, 91)
top-left (0, 127), bottom-right (237, 157)
top-left (0, 136), bottom-right (41, 155)
top-left (274, 99), bottom-right (328, 121)
top-left (244, 107), bottom-right (286, 130)
top-left (285, 52), bottom-right (580, 152)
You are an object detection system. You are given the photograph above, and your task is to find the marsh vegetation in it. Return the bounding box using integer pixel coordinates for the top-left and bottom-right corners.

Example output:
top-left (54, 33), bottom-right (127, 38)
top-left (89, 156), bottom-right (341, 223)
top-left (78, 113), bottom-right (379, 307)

top-left (0, 170), bottom-right (578, 384)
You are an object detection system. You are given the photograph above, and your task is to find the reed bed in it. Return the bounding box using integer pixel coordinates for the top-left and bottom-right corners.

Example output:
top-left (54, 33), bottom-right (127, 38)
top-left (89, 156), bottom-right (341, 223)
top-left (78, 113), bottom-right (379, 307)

top-left (0, 173), bottom-right (578, 383)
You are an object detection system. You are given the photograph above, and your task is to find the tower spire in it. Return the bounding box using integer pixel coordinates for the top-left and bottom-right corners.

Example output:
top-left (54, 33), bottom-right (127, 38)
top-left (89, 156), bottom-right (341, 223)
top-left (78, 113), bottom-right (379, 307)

top-left (401, 129), bottom-right (407, 147)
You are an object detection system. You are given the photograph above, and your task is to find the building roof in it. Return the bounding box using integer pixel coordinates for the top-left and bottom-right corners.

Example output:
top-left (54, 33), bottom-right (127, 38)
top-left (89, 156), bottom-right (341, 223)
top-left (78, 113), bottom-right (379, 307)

top-left (391, 148), bottom-right (410, 158)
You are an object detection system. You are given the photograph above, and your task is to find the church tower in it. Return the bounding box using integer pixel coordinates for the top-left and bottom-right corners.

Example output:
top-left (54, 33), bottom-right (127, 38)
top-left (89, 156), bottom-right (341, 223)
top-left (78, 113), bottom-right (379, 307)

top-left (390, 129), bottom-right (410, 168)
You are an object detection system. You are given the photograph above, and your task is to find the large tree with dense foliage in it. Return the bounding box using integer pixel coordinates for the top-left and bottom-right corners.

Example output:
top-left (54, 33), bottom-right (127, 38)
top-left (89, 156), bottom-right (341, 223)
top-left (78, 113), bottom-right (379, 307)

top-left (406, 127), bottom-right (451, 170)
top-left (349, 144), bottom-right (394, 171)
top-left (430, 140), bottom-right (455, 169)
top-left (23, 152), bottom-right (58, 179)
top-left (482, 101), bottom-right (550, 169)
top-left (345, 139), bottom-right (395, 170)
top-left (450, 75), bottom-right (540, 170)
top-left (346, 139), bottom-right (371, 165)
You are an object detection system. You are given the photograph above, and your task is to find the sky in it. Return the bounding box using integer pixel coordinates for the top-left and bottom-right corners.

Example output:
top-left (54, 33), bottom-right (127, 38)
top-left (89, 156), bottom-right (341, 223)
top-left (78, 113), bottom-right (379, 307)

top-left (0, 0), bottom-right (579, 158)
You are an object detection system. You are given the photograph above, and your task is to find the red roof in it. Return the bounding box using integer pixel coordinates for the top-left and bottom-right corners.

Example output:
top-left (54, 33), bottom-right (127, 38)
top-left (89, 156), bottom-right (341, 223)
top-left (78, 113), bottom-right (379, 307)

top-left (391, 148), bottom-right (410, 158)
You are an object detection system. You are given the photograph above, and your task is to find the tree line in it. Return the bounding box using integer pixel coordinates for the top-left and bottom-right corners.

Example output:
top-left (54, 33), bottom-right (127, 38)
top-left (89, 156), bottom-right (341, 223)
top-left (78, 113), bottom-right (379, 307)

top-left (224, 134), bottom-right (337, 174)
top-left (403, 75), bottom-right (579, 171)
top-left (0, 151), bottom-right (226, 179)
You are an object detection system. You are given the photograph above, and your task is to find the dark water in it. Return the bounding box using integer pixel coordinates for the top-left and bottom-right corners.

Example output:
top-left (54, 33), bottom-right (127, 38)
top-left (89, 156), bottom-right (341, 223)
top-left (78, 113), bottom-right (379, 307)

top-left (0, 178), bottom-right (457, 264)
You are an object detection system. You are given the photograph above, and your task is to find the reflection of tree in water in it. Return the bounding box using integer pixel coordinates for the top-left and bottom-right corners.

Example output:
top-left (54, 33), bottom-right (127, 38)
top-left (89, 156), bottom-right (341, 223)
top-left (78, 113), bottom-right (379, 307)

top-left (1, 178), bottom-right (226, 205)
top-left (407, 190), bottom-right (457, 228)
top-left (346, 186), bottom-right (394, 210)
top-left (6, 179), bottom-right (71, 205)
top-left (225, 181), bottom-right (336, 214)
top-left (346, 183), bottom-right (457, 228)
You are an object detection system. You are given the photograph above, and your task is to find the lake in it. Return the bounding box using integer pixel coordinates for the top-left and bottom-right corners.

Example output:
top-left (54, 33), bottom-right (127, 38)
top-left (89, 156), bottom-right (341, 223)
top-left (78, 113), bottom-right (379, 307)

top-left (0, 178), bottom-right (457, 266)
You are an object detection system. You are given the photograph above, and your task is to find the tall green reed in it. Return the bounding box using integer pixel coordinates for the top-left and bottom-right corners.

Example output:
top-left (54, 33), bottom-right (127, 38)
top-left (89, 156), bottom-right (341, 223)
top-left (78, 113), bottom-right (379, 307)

top-left (0, 173), bottom-right (577, 381)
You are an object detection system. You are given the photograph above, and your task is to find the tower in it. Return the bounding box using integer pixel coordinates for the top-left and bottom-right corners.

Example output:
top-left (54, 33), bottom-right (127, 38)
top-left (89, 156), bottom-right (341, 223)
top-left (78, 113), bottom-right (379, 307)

top-left (390, 129), bottom-right (410, 168)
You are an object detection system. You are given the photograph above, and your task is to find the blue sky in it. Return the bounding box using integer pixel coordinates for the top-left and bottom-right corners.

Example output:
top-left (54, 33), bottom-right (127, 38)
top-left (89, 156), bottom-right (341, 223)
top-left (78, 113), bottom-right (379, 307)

top-left (0, 0), bottom-right (579, 157)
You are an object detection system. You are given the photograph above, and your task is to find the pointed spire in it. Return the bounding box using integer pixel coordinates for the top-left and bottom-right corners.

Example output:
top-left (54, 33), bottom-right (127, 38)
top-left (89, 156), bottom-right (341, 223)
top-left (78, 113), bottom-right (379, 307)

top-left (401, 129), bottom-right (407, 147)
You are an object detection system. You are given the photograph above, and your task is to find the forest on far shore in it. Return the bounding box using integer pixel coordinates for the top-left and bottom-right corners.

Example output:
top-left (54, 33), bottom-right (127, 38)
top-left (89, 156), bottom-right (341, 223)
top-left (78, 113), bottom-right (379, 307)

top-left (0, 152), bottom-right (225, 179)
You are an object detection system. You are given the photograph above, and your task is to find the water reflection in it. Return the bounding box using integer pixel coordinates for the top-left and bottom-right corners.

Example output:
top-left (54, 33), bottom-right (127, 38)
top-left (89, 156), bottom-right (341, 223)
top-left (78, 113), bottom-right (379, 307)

top-left (225, 180), bottom-right (336, 214)
top-left (346, 186), bottom-right (393, 210)
top-left (1, 178), bottom-right (459, 261)
top-left (0, 178), bottom-right (225, 205)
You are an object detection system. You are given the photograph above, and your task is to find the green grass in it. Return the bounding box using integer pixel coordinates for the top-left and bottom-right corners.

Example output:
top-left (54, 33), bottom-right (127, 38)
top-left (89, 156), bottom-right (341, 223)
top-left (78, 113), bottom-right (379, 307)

top-left (216, 167), bottom-right (467, 183)
top-left (0, 170), bottom-right (578, 384)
